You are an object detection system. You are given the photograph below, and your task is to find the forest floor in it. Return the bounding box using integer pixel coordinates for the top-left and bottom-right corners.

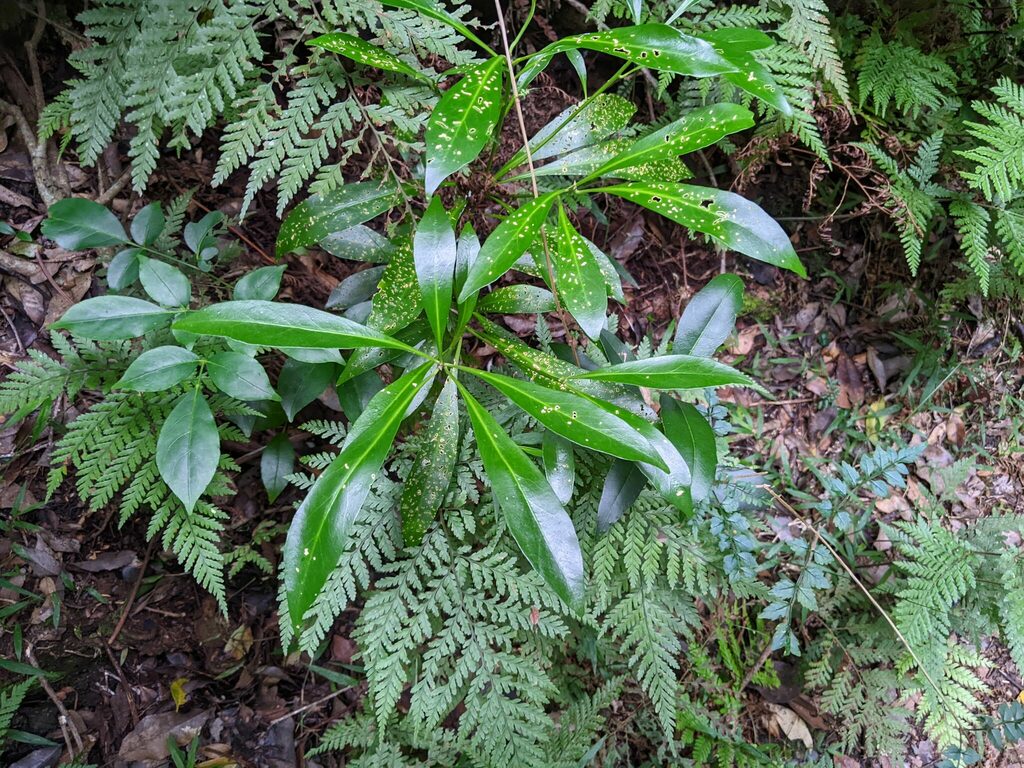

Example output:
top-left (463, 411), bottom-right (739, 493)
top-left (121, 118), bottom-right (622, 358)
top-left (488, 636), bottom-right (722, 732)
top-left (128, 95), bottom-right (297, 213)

top-left (1, 52), bottom-right (1023, 768)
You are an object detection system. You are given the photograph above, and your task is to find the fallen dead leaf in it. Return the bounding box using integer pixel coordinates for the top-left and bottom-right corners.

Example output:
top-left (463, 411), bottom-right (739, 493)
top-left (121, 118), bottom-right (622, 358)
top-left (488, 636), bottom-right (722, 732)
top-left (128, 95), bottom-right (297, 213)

top-left (765, 703), bottom-right (813, 749)
top-left (836, 352), bottom-right (864, 409)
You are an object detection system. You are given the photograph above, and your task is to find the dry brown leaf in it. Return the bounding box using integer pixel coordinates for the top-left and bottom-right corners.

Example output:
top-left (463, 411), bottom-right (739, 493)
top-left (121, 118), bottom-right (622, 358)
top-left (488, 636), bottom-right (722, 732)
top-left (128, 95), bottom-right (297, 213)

top-left (765, 703), bottom-right (813, 749)
top-left (835, 352), bottom-right (864, 409)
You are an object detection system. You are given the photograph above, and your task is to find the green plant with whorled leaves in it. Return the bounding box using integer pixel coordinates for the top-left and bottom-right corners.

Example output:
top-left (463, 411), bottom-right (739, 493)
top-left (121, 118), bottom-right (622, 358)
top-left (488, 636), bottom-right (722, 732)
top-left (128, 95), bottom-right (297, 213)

top-left (49, 0), bottom-right (805, 644)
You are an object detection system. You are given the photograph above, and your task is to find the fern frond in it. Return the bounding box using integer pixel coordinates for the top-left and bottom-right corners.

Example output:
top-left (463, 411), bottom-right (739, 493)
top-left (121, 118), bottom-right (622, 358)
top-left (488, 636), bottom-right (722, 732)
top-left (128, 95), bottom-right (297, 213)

top-left (959, 78), bottom-right (1024, 200)
top-left (775, 0), bottom-right (851, 105)
top-left (856, 33), bottom-right (956, 117)
top-left (949, 198), bottom-right (993, 294)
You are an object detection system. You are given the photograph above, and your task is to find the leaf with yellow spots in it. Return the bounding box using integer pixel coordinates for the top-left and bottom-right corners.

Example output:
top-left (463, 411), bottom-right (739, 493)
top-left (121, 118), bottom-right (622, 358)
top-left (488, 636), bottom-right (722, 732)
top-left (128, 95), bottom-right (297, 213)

top-left (477, 284), bottom-right (556, 314)
top-left (367, 241), bottom-right (422, 334)
top-left (459, 191), bottom-right (560, 300)
top-left (466, 368), bottom-right (666, 467)
top-left (553, 204), bottom-right (608, 340)
top-left (581, 103), bottom-right (754, 184)
top-left (703, 28), bottom-right (793, 116)
top-left (309, 32), bottom-right (427, 81)
top-left (399, 378), bottom-right (459, 546)
top-left (282, 363), bottom-right (435, 637)
top-left (276, 181), bottom-right (403, 256)
top-left (596, 182), bottom-right (806, 276)
top-left (460, 384), bottom-right (585, 611)
top-left (424, 57), bottom-right (504, 194)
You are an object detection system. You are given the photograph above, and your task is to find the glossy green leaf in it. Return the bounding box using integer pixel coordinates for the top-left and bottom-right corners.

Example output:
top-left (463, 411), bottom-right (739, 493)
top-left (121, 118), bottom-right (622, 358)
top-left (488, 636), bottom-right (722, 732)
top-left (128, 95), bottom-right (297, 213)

top-left (207, 351), bottom-right (279, 402)
top-left (261, 433), bottom-right (295, 503)
top-left (533, 24), bottom-right (735, 78)
top-left (156, 388), bottom-right (220, 513)
top-left (282, 363), bottom-right (433, 633)
top-left (554, 205), bottom-right (607, 339)
top-left (673, 273), bottom-right (744, 356)
top-left (107, 248), bottom-right (140, 290)
top-left (477, 285), bottom-right (556, 314)
top-left (42, 198), bottom-right (128, 249)
top-left (577, 354), bottom-right (753, 389)
top-left (585, 237), bottom-right (626, 303)
top-left (115, 346), bottom-right (199, 392)
top-left (320, 225), bottom-right (396, 263)
top-left (597, 459), bottom-right (646, 532)
top-left (461, 386), bottom-right (585, 610)
top-left (276, 181), bottom-right (402, 255)
top-left (582, 103), bottom-right (754, 183)
top-left (309, 32), bottom-right (425, 80)
top-left (425, 57), bottom-right (504, 194)
top-left (277, 360), bottom-right (339, 421)
top-left (173, 301), bottom-right (414, 352)
top-left (660, 398), bottom-right (717, 503)
top-left (130, 202), bottom-right (164, 246)
top-left (414, 196), bottom-right (457, 349)
top-left (366, 241), bottom-right (421, 334)
top-left (379, 0), bottom-right (496, 54)
top-left (138, 256), bottom-right (191, 307)
top-left (459, 192), bottom-right (559, 300)
top-left (52, 296), bottom-right (173, 340)
top-left (468, 369), bottom-right (664, 466)
top-left (454, 225), bottom-right (481, 331)
top-left (543, 432), bottom-right (575, 505)
top-left (704, 28), bottom-right (792, 115)
top-left (399, 378), bottom-right (459, 546)
top-left (234, 265), bottom-right (286, 301)
top-left (597, 182), bottom-right (805, 276)
top-left (326, 266), bottom-right (385, 310)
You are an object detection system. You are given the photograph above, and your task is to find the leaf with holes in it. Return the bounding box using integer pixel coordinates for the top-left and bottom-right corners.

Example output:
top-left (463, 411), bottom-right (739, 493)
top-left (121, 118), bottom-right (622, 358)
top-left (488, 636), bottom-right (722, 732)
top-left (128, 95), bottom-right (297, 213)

top-left (115, 346), bottom-right (199, 392)
top-left (577, 354), bottom-right (753, 389)
top-left (173, 301), bottom-right (414, 352)
top-left (553, 205), bottom-right (607, 339)
top-left (424, 57), bottom-right (504, 194)
top-left (157, 388), bottom-right (220, 513)
top-left (309, 32), bottom-right (426, 80)
top-left (399, 378), bottom-right (459, 546)
top-left (276, 182), bottom-right (403, 255)
top-left (414, 196), bottom-right (457, 349)
top-left (459, 192), bottom-right (559, 299)
top-left (660, 398), bottom-right (717, 503)
top-left (282, 363), bottom-right (434, 634)
top-left (461, 385), bottom-right (585, 610)
top-left (598, 182), bottom-right (805, 275)
top-left (673, 273), bottom-right (744, 356)
top-left (582, 103), bottom-right (754, 183)
top-left (703, 28), bottom-right (792, 115)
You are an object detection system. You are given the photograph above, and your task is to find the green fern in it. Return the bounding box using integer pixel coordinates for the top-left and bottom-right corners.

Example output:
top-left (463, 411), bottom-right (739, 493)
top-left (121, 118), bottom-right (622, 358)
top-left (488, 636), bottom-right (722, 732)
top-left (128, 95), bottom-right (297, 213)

top-left (959, 78), bottom-right (1024, 201)
top-left (856, 32), bottom-right (957, 118)
top-left (0, 679), bottom-right (33, 747)
top-left (774, 0), bottom-right (851, 105)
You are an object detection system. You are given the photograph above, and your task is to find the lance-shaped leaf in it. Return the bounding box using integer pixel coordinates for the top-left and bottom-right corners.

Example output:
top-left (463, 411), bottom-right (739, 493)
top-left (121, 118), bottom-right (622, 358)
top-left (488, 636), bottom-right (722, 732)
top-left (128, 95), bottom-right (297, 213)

top-left (459, 192), bottom-right (559, 300)
top-left (320, 225), bottom-right (396, 263)
top-left (543, 432), bottom-right (575, 505)
top-left (207, 351), bottom-right (279, 402)
top-left (673, 273), bottom-right (744, 356)
top-left (156, 388), bottom-right (220, 513)
top-left (553, 205), bottom-right (607, 339)
top-left (454, 224), bottom-right (481, 332)
top-left (116, 346), bottom-right (199, 392)
top-left (414, 197), bottom-right (457, 349)
top-left (477, 285), bottom-right (556, 314)
top-left (380, 0), bottom-right (496, 54)
top-left (173, 301), bottom-right (414, 352)
top-left (598, 459), bottom-right (647, 532)
top-left (468, 368), bottom-right (666, 466)
top-left (581, 103), bottom-right (754, 184)
top-left (576, 354), bottom-right (753, 389)
top-left (282, 363), bottom-right (434, 633)
top-left (52, 296), bottom-right (173, 340)
top-left (531, 24), bottom-right (735, 78)
top-left (461, 386), bottom-right (585, 610)
top-left (261, 433), bottom-right (295, 503)
top-left (399, 378), bottom-right (459, 546)
top-left (276, 181), bottom-right (403, 255)
top-left (424, 58), bottom-right (504, 195)
top-left (597, 182), bottom-right (805, 276)
top-left (660, 398), bottom-right (717, 503)
top-left (309, 32), bottom-right (426, 80)
top-left (703, 28), bottom-right (792, 116)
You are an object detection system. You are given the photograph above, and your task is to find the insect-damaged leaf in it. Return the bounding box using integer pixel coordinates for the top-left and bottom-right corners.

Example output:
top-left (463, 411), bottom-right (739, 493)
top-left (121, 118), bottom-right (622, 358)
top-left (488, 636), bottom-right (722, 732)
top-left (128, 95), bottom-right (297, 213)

top-left (309, 32), bottom-right (426, 80)
top-left (276, 181), bottom-right (403, 255)
top-left (461, 385), bottom-right (585, 610)
top-left (703, 28), bottom-right (792, 115)
top-left (425, 57), bottom-right (504, 195)
top-left (598, 182), bottom-right (805, 276)
top-left (283, 363), bottom-right (434, 634)
top-left (459, 192), bottom-right (559, 300)
top-left (399, 378), bottom-right (459, 546)
top-left (414, 196), bottom-right (457, 349)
